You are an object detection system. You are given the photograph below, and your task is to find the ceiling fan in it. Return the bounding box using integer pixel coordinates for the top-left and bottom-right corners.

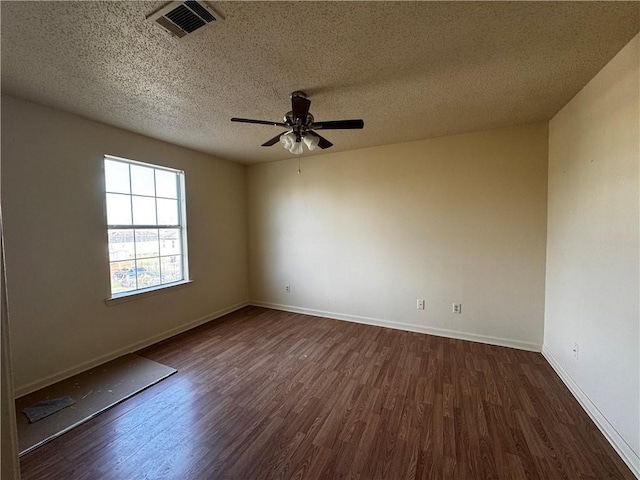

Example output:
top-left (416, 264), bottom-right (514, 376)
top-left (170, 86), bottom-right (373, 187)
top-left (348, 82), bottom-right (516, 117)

top-left (231, 91), bottom-right (364, 154)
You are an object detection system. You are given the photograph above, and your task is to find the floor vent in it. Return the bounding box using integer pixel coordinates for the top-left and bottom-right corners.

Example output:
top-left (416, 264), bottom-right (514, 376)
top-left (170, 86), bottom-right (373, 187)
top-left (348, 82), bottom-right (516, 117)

top-left (147, 1), bottom-right (222, 39)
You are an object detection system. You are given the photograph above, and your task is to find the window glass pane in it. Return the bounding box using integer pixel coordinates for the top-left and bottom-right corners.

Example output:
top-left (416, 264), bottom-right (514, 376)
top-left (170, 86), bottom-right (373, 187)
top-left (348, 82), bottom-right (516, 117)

top-left (136, 258), bottom-right (161, 289)
top-left (106, 193), bottom-right (132, 225)
top-left (156, 170), bottom-right (178, 199)
top-left (161, 255), bottom-right (182, 284)
top-left (159, 229), bottom-right (181, 256)
top-left (110, 260), bottom-right (135, 294)
top-left (157, 198), bottom-right (178, 225)
top-left (131, 165), bottom-right (155, 196)
top-left (135, 229), bottom-right (159, 259)
top-left (105, 160), bottom-right (130, 194)
top-left (108, 229), bottom-right (135, 262)
top-left (132, 196), bottom-right (157, 225)
top-left (105, 156), bottom-right (187, 297)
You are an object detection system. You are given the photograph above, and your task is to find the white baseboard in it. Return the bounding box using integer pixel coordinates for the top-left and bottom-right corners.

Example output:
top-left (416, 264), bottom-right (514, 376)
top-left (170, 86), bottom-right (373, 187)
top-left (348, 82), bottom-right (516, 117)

top-left (249, 301), bottom-right (541, 352)
top-left (542, 346), bottom-right (640, 478)
top-left (14, 300), bottom-right (249, 398)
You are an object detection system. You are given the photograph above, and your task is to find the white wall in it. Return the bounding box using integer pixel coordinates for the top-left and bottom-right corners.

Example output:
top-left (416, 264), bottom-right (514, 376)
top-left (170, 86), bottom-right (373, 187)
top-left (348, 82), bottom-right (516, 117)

top-left (544, 34), bottom-right (639, 474)
top-left (1, 95), bottom-right (249, 395)
top-left (248, 123), bottom-right (549, 351)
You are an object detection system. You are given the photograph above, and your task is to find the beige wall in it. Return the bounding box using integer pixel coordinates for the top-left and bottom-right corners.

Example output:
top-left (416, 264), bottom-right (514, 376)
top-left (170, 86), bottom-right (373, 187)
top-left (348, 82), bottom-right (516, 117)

top-left (1, 95), bottom-right (249, 395)
top-left (248, 123), bottom-right (549, 350)
top-left (544, 34), bottom-right (640, 472)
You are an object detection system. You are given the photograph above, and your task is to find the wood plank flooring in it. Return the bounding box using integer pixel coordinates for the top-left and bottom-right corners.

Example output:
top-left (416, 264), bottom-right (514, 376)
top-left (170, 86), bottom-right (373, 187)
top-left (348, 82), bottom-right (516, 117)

top-left (19, 306), bottom-right (634, 479)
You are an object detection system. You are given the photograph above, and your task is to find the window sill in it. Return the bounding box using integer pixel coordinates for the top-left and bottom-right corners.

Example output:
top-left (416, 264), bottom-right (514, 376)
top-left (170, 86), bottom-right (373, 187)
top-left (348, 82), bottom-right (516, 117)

top-left (105, 280), bottom-right (193, 306)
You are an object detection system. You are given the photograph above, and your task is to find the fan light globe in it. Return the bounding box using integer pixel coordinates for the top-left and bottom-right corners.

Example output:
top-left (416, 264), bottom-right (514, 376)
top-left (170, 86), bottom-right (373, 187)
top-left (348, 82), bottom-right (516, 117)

top-left (280, 132), bottom-right (295, 150)
top-left (303, 134), bottom-right (319, 151)
top-left (290, 141), bottom-right (303, 155)
top-left (280, 131), bottom-right (305, 154)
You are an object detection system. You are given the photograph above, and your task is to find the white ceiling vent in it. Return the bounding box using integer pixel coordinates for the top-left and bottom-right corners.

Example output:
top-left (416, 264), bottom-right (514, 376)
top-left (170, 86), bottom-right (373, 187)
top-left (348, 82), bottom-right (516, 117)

top-left (147, 1), bottom-right (223, 39)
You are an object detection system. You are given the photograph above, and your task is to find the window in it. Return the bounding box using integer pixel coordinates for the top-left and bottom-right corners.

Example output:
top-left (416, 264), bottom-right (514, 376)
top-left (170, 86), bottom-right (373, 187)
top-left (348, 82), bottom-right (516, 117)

top-left (104, 155), bottom-right (188, 297)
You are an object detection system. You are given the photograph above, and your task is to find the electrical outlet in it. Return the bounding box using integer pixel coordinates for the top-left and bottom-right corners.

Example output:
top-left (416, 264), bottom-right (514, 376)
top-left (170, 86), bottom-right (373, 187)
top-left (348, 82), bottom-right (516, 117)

top-left (572, 342), bottom-right (579, 360)
top-left (453, 303), bottom-right (462, 314)
top-left (417, 299), bottom-right (425, 310)
top-left (285, 284), bottom-right (290, 293)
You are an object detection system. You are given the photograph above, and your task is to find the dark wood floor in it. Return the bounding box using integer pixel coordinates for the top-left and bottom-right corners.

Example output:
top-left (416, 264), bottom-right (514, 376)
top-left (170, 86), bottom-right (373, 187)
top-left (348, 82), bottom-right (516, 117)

top-left (20, 306), bottom-right (633, 479)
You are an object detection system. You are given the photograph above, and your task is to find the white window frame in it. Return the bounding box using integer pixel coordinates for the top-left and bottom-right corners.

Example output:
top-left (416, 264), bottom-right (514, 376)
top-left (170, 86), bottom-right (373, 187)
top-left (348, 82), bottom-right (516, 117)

top-left (104, 154), bottom-right (189, 301)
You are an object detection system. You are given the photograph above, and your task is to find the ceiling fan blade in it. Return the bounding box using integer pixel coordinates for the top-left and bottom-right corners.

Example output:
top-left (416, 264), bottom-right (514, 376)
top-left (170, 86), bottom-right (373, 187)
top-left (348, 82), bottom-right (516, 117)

top-left (291, 94), bottom-right (311, 122)
top-left (231, 117), bottom-right (288, 127)
top-left (261, 131), bottom-right (288, 147)
top-left (310, 119), bottom-right (364, 130)
top-left (308, 131), bottom-right (333, 149)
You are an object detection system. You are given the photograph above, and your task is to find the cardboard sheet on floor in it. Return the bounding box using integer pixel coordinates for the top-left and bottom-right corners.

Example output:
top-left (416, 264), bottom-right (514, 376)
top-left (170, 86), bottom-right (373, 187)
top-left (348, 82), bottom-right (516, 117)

top-left (15, 353), bottom-right (177, 455)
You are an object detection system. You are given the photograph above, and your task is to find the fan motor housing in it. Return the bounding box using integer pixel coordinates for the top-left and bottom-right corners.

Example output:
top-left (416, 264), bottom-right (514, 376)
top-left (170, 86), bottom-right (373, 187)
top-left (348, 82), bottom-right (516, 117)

top-left (284, 111), bottom-right (314, 127)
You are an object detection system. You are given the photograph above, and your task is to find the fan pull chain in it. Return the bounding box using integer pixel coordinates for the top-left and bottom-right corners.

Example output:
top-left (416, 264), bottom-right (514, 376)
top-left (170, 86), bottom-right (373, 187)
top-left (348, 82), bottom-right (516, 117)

top-left (298, 156), bottom-right (301, 174)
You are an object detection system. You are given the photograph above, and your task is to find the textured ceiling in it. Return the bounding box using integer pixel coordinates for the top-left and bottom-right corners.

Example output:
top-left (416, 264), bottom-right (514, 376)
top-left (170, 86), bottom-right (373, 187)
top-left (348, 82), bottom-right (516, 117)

top-left (2, 1), bottom-right (639, 164)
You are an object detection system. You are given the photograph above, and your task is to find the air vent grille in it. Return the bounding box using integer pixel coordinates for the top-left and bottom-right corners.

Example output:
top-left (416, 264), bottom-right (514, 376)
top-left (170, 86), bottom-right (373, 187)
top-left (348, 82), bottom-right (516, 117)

top-left (147, 1), bottom-right (221, 39)
top-left (185, 1), bottom-right (215, 22)
top-left (155, 16), bottom-right (188, 38)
